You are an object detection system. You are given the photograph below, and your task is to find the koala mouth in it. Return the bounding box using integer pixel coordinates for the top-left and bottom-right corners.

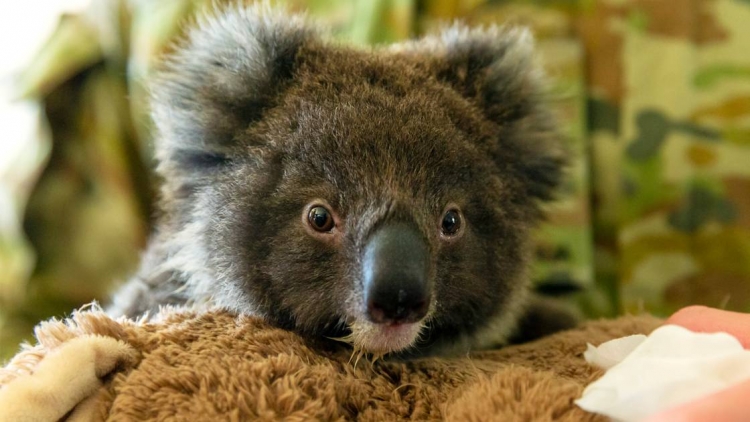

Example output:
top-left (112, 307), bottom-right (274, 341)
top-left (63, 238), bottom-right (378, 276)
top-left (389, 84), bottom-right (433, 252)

top-left (347, 319), bottom-right (425, 354)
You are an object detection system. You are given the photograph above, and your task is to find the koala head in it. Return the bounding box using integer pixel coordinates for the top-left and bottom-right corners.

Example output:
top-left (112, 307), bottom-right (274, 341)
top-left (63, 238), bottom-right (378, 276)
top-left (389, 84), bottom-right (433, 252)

top-left (150, 5), bottom-right (565, 355)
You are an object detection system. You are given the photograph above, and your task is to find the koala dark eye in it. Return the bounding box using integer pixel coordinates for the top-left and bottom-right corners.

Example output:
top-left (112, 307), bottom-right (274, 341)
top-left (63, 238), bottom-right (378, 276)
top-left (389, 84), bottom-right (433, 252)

top-left (441, 209), bottom-right (462, 236)
top-left (308, 206), bottom-right (334, 232)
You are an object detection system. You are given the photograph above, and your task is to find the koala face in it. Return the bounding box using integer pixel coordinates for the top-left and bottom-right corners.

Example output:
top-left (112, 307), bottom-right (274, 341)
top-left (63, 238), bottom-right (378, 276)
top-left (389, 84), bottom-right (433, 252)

top-left (143, 5), bottom-right (565, 355)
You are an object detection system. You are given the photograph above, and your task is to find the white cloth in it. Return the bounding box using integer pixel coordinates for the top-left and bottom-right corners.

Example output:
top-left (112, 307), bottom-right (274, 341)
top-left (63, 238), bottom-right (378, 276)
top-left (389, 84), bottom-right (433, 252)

top-left (576, 324), bottom-right (750, 421)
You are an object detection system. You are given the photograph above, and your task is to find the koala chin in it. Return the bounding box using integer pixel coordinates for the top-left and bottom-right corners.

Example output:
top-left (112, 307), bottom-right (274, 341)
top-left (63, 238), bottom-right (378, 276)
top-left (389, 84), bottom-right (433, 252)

top-left (108, 4), bottom-right (575, 356)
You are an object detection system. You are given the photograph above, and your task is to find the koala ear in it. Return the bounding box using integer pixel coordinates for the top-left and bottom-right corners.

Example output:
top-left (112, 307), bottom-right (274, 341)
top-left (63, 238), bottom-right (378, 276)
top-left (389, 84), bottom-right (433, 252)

top-left (409, 26), bottom-right (567, 201)
top-left (150, 5), bottom-right (317, 177)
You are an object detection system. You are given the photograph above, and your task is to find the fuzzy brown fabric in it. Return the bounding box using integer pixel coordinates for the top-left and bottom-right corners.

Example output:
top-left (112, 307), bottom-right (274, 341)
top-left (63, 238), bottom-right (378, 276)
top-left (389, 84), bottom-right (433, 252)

top-left (0, 308), bottom-right (661, 421)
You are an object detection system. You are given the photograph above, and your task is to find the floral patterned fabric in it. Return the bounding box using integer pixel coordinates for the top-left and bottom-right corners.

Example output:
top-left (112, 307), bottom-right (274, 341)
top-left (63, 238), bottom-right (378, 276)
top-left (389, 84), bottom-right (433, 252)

top-left (1, 0), bottom-right (749, 358)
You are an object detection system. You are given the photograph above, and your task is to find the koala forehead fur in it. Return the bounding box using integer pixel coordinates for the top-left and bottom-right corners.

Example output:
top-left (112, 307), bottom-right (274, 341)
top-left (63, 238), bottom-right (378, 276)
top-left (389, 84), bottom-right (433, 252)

top-left (109, 4), bottom-right (567, 356)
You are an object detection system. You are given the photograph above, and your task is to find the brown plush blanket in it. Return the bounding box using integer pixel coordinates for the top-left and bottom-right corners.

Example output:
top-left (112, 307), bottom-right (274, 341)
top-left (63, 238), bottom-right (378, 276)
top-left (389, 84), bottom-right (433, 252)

top-left (0, 307), bottom-right (661, 421)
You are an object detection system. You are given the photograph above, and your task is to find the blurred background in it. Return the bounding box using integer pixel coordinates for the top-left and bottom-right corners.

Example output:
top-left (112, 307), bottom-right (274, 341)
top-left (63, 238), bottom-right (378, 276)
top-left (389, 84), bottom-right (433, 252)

top-left (1, 0), bottom-right (749, 359)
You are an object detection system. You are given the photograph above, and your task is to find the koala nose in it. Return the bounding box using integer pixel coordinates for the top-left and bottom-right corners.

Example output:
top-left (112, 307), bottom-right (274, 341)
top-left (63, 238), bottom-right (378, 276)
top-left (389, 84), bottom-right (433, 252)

top-left (362, 223), bottom-right (431, 325)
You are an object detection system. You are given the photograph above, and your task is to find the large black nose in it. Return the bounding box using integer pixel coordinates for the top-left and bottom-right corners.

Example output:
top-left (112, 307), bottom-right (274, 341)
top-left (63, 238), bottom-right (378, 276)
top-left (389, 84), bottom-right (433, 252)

top-left (362, 223), bottom-right (431, 325)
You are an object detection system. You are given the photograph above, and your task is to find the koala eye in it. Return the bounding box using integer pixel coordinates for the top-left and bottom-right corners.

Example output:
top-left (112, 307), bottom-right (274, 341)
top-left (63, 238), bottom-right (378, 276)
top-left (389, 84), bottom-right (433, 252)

top-left (441, 209), bottom-right (462, 236)
top-left (308, 205), bottom-right (334, 232)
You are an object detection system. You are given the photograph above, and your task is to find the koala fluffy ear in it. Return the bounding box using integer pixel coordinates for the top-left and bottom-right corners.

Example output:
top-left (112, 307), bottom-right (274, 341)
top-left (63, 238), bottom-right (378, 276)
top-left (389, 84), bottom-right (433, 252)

top-left (410, 26), bottom-right (567, 201)
top-left (150, 5), bottom-right (317, 178)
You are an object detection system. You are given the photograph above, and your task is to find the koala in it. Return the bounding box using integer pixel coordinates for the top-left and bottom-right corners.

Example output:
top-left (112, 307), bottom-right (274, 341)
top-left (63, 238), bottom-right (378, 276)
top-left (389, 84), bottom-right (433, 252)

top-left (109, 4), bottom-right (574, 356)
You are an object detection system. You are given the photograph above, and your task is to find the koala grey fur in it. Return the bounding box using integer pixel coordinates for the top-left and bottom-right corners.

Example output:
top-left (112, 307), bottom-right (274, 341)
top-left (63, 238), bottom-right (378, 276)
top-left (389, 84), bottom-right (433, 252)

top-left (108, 4), bottom-right (574, 356)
